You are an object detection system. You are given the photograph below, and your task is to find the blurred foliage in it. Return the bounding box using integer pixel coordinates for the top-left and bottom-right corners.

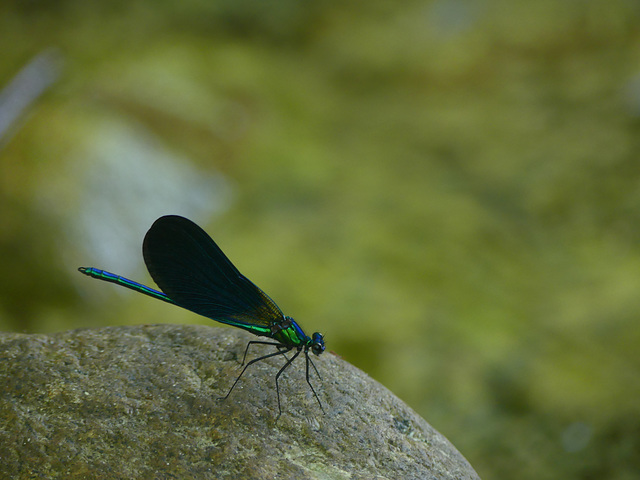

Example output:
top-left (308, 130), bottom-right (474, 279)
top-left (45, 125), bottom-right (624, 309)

top-left (2, 0), bottom-right (640, 478)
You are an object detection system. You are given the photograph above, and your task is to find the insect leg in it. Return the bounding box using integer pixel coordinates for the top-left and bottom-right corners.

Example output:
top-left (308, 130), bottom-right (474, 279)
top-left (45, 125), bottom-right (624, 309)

top-left (308, 355), bottom-right (322, 381)
top-left (305, 352), bottom-right (325, 414)
top-left (240, 340), bottom-right (282, 365)
top-left (274, 348), bottom-right (302, 420)
top-left (221, 347), bottom-right (291, 400)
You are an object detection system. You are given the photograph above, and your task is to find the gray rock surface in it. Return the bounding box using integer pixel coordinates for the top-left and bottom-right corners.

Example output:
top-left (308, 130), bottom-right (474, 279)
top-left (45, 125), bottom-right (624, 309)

top-left (0, 325), bottom-right (480, 479)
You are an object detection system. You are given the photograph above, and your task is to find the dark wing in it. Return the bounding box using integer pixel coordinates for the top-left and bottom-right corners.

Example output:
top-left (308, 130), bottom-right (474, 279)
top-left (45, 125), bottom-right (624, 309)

top-left (142, 215), bottom-right (285, 329)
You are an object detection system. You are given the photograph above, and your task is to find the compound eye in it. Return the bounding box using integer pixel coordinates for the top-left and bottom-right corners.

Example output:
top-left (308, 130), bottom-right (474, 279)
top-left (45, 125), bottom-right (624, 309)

top-left (311, 332), bottom-right (325, 355)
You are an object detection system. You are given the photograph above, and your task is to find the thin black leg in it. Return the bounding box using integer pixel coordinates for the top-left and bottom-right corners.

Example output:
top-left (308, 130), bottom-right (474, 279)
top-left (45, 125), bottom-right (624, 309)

top-left (305, 351), bottom-right (325, 413)
top-left (220, 341), bottom-right (325, 419)
top-left (308, 355), bottom-right (322, 381)
top-left (240, 340), bottom-right (283, 365)
top-left (221, 347), bottom-right (292, 400)
top-left (274, 348), bottom-right (302, 420)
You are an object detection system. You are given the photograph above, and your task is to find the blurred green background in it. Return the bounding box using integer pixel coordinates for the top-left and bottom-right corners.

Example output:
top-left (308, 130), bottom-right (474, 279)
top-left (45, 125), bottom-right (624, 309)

top-left (2, 1), bottom-right (640, 478)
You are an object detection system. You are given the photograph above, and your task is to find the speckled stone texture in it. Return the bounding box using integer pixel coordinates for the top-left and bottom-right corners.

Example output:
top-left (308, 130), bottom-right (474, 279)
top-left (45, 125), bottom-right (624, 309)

top-left (0, 325), bottom-right (480, 479)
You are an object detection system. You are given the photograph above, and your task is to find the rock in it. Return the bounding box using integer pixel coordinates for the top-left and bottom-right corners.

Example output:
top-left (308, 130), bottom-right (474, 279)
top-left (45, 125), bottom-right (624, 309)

top-left (0, 325), bottom-right (480, 479)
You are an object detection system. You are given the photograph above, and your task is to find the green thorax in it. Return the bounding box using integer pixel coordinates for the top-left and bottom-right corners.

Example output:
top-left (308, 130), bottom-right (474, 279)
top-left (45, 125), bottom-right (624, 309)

top-left (271, 316), bottom-right (309, 347)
